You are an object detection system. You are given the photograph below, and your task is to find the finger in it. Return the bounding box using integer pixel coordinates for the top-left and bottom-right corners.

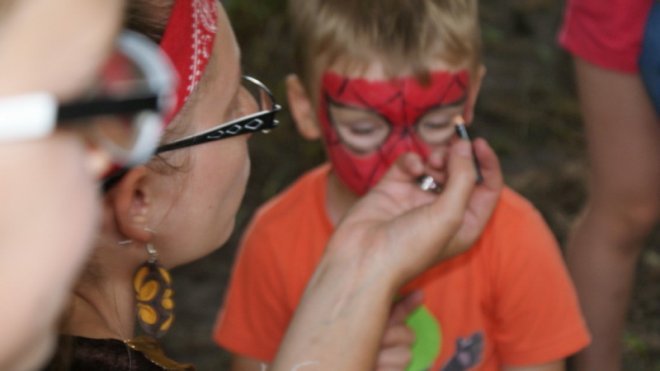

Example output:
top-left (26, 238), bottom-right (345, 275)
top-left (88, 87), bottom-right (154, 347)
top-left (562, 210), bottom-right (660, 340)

top-left (389, 291), bottom-right (424, 325)
top-left (378, 152), bottom-right (426, 184)
top-left (464, 139), bottom-right (503, 224)
top-left (427, 147), bottom-right (448, 170)
top-left (375, 345), bottom-right (412, 371)
top-left (430, 140), bottom-right (477, 221)
top-left (424, 150), bottom-right (447, 186)
top-left (472, 138), bottom-right (502, 191)
top-left (381, 325), bottom-right (415, 347)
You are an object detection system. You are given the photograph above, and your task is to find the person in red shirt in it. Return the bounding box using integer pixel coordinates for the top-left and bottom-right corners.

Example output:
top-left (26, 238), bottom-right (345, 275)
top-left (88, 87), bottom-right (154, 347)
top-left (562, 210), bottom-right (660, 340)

top-left (559, 1), bottom-right (660, 369)
top-left (215, 0), bottom-right (590, 370)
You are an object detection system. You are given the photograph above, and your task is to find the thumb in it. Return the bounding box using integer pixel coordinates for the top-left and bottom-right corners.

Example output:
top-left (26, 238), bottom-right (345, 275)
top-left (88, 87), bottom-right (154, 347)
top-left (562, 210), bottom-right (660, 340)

top-left (389, 291), bottom-right (424, 325)
top-left (429, 139), bottom-right (477, 225)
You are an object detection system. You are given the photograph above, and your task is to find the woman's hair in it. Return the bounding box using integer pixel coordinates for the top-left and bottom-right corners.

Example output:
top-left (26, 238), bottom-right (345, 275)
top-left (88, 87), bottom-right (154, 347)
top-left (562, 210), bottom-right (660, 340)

top-left (289, 0), bottom-right (481, 93)
top-left (125, 0), bottom-right (174, 44)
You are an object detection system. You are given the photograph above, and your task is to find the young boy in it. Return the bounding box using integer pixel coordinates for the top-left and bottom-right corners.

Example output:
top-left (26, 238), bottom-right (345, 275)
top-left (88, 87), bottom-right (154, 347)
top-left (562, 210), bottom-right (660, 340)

top-left (215, 0), bottom-right (590, 369)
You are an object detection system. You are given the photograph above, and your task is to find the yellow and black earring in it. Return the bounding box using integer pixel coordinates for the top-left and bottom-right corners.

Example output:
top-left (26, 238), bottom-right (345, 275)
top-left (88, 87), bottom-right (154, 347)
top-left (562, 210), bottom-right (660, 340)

top-left (133, 244), bottom-right (175, 338)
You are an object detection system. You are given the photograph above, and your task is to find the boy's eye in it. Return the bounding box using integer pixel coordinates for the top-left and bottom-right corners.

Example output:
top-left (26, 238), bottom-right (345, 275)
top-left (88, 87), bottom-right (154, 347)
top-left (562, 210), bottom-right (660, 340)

top-left (348, 121), bottom-right (382, 135)
top-left (422, 117), bottom-right (450, 130)
top-left (328, 102), bottom-right (391, 154)
top-left (416, 107), bottom-right (462, 146)
top-left (421, 120), bottom-right (450, 130)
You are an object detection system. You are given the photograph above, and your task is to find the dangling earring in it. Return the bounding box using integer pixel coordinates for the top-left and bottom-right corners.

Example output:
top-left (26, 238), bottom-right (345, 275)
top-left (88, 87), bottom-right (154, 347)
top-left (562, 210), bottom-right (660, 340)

top-left (128, 245), bottom-right (192, 369)
top-left (133, 243), bottom-right (175, 338)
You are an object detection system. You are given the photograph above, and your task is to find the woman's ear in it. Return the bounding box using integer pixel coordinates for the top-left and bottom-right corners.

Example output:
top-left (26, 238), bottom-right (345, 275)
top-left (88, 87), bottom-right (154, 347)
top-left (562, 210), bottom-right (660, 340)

top-left (286, 74), bottom-right (321, 140)
top-left (463, 65), bottom-right (486, 124)
top-left (109, 166), bottom-right (153, 244)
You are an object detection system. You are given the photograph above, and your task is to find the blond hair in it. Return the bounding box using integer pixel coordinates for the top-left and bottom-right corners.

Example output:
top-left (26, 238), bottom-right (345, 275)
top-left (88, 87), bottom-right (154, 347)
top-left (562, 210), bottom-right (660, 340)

top-left (289, 0), bottom-right (481, 93)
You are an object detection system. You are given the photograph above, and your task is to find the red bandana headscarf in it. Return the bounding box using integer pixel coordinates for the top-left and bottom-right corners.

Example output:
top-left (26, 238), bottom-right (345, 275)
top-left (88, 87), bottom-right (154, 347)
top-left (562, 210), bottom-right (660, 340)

top-left (101, 0), bottom-right (218, 184)
top-left (160, 0), bottom-right (218, 125)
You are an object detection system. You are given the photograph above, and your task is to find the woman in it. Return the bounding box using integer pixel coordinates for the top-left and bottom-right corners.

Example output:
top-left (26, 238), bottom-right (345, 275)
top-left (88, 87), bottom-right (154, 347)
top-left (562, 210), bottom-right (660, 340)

top-left (51, 0), bottom-right (503, 369)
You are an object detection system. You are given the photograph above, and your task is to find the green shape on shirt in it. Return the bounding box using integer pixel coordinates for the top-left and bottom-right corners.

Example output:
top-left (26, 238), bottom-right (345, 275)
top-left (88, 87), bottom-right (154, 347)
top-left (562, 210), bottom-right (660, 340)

top-left (405, 306), bottom-right (441, 371)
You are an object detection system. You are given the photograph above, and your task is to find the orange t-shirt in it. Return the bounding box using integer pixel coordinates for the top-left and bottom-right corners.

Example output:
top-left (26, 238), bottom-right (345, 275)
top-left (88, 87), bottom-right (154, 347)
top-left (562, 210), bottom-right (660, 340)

top-left (214, 164), bottom-right (590, 369)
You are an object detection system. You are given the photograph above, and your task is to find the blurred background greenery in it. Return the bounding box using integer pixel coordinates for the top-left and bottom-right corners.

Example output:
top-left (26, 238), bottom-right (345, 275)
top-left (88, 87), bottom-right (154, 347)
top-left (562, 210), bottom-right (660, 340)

top-left (165, 0), bottom-right (660, 369)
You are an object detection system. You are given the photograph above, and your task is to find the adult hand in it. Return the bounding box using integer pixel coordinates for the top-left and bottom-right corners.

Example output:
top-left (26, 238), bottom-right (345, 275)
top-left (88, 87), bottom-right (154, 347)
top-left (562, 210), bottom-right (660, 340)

top-left (327, 138), bottom-right (502, 288)
top-left (445, 138), bottom-right (502, 255)
top-left (417, 138), bottom-right (503, 257)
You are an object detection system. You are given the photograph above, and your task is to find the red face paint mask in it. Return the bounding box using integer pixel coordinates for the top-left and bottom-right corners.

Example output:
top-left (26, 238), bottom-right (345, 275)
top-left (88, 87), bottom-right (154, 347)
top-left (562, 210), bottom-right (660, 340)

top-left (318, 70), bottom-right (469, 195)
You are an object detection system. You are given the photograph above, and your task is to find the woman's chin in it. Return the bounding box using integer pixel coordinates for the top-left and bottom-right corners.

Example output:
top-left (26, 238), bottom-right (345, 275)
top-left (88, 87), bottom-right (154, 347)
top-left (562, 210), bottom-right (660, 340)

top-left (168, 217), bottom-right (237, 267)
top-left (218, 216), bottom-right (237, 245)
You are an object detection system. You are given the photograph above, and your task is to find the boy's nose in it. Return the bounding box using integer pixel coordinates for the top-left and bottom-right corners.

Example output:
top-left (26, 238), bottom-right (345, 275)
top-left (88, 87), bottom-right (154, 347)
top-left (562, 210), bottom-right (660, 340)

top-left (384, 133), bottom-right (423, 163)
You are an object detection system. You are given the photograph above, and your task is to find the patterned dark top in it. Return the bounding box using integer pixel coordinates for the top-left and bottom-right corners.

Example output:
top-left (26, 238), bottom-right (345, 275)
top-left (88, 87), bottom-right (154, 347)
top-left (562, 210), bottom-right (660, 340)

top-left (43, 336), bottom-right (193, 371)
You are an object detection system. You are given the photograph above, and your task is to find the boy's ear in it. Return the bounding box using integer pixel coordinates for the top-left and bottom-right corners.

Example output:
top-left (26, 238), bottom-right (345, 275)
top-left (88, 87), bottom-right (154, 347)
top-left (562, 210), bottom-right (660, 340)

top-left (110, 166), bottom-right (153, 244)
top-left (463, 65), bottom-right (486, 124)
top-left (286, 74), bottom-right (321, 140)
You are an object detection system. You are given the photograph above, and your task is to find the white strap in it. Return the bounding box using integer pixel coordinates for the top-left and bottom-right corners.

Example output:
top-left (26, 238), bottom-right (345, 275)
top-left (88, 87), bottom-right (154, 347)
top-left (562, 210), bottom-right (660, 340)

top-left (0, 92), bottom-right (57, 142)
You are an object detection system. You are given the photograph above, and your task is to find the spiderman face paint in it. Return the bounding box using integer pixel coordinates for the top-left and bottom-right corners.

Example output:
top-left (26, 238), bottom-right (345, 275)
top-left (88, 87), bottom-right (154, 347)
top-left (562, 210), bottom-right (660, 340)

top-left (319, 69), bottom-right (470, 195)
